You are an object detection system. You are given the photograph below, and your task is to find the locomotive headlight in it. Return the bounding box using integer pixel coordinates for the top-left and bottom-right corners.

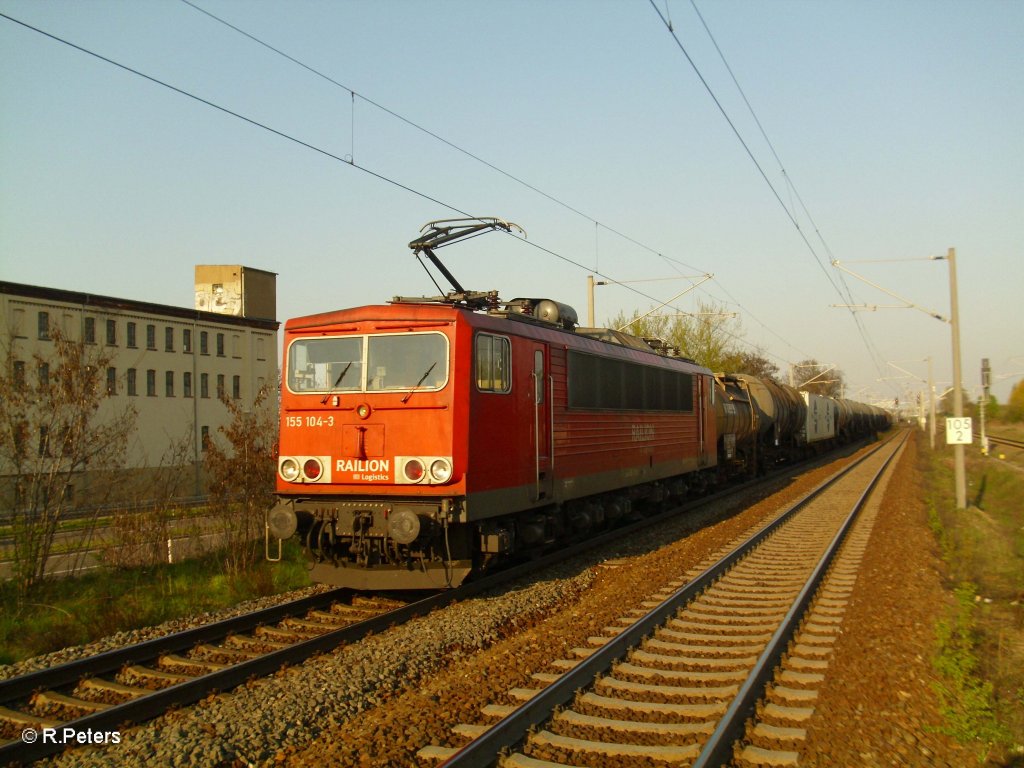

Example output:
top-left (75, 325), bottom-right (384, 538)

top-left (403, 458), bottom-right (425, 482)
top-left (280, 458), bottom-right (301, 482)
top-left (302, 458), bottom-right (323, 481)
top-left (429, 458), bottom-right (453, 483)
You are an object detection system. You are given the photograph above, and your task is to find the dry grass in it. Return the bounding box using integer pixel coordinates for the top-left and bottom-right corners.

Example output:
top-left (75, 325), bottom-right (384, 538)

top-left (924, 420), bottom-right (1024, 763)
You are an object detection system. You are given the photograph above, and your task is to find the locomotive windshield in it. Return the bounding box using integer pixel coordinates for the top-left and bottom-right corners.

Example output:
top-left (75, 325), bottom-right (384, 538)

top-left (287, 332), bottom-right (448, 394)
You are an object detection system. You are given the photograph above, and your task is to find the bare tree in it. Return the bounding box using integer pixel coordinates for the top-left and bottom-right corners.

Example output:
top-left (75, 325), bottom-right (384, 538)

top-left (103, 429), bottom-right (195, 569)
top-left (793, 358), bottom-right (845, 397)
top-left (732, 349), bottom-right (781, 382)
top-left (204, 384), bottom-right (277, 574)
top-left (0, 328), bottom-right (136, 597)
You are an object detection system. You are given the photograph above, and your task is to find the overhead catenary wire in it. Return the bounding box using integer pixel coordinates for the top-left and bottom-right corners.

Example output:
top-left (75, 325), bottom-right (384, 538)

top-left (181, 0), bottom-right (826, 362)
top-left (177, 0), bottom-right (709, 278)
top-left (175, 0), bottom-right (820, 367)
top-left (88, 0), bottom-right (806, 366)
top-left (0, 13), bottom-right (457, 211)
top-left (647, 1), bottom-right (842, 295)
top-left (5, 7), bottom-right (854, 381)
top-left (652, 0), bottom-right (896, 392)
top-left (687, 0), bottom-right (894, 390)
top-left (0, 10), bottom-right (719, 338)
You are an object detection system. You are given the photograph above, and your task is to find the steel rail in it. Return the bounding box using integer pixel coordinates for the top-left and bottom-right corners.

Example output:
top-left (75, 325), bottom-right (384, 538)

top-left (0, 475), bottom-right (737, 766)
top-left (1, 437), bottom-right (881, 765)
top-left (1, 470), bottom-right (746, 765)
top-left (438, 432), bottom-right (904, 768)
top-left (0, 588), bottom-right (351, 706)
top-left (692, 430), bottom-right (906, 766)
top-left (978, 432), bottom-right (1024, 451)
top-left (2, 586), bottom-right (441, 766)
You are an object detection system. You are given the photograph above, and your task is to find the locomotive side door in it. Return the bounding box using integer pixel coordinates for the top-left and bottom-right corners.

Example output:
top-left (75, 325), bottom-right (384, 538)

top-left (528, 343), bottom-right (553, 501)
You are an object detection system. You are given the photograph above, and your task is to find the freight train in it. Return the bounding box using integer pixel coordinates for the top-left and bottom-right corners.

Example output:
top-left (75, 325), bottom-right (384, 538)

top-left (265, 219), bottom-right (891, 589)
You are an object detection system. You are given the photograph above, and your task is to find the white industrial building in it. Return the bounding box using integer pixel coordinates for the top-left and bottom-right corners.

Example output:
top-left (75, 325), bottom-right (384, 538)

top-left (0, 266), bottom-right (279, 506)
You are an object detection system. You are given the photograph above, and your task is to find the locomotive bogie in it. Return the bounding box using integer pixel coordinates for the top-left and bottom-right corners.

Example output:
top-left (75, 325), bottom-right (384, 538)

top-left (286, 495), bottom-right (472, 590)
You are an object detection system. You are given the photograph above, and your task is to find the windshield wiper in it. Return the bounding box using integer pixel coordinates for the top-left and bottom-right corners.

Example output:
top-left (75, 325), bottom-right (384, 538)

top-left (320, 361), bottom-right (353, 404)
top-left (401, 362), bottom-right (437, 403)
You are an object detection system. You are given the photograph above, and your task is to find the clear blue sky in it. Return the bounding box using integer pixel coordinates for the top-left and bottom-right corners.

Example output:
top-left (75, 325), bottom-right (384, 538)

top-left (2, 0), bottom-right (1021, 404)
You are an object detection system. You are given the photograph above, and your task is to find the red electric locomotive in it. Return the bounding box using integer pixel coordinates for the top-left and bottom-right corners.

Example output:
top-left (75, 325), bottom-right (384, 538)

top-left (266, 219), bottom-right (718, 589)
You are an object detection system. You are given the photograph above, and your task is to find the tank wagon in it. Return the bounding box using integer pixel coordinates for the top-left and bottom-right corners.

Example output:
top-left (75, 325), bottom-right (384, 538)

top-left (711, 375), bottom-right (889, 477)
top-left (266, 219), bottom-right (891, 590)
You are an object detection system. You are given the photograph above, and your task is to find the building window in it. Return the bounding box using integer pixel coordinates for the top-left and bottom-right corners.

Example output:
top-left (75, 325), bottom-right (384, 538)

top-left (146, 324), bottom-right (156, 350)
top-left (232, 334), bottom-right (240, 358)
top-left (13, 360), bottom-right (26, 389)
top-left (12, 419), bottom-right (27, 457)
top-left (200, 331), bottom-right (209, 355)
top-left (38, 311), bottom-right (50, 340)
top-left (201, 425), bottom-right (210, 451)
top-left (84, 317), bottom-right (96, 344)
top-left (165, 327), bottom-right (174, 352)
top-left (256, 337), bottom-right (265, 361)
top-left (127, 368), bottom-right (137, 396)
top-left (232, 375), bottom-right (241, 399)
top-left (165, 371), bottom-right (174, 397)
top-left (107, 367), bottom-right (117, 395)
top-left (200, 373), bottom-right (209, 398)
top-left (106, 319), bottom-right (117, 346)
top-left (37, 362), bottom-right (49, 390)
top-left (127, 322), bottom-right (137, 348)
top-left (216, 374), bottom-right (225, 399)
top-left (183, 371), bottom-right (193, 398)
top-left (216, 333), bottom-right (225, 357)
top-left (12, 308), bottom-right (26, 339)
top-left (183, 329), bottom-right (192, 354)
top-left (146, 369), bottom-right (156, 397)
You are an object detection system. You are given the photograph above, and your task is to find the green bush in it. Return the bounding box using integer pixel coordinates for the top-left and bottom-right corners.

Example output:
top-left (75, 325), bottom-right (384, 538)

top-left (932, 582), bottom-right (1008, 751)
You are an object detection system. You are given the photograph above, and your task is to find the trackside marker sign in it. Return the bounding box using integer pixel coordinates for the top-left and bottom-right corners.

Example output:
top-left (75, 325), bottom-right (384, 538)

top-left (945, 417), bottom-right (973, 445)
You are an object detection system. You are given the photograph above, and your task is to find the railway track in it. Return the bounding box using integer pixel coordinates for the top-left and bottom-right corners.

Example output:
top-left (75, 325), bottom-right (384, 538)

top-left (979, 431), bottom-right (1024, 451)
top-left (0, 490), bottom-right (737, 765)
top-left (0, 438), bottom-right (884, 766)
top-left (421, 431), bottom-right (907, 768)
top-left (0, 588), bottom-right (413, 764)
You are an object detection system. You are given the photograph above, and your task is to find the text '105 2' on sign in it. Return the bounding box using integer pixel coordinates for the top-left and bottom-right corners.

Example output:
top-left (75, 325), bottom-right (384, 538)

top-left (945, 417), bottom-right (973, 445)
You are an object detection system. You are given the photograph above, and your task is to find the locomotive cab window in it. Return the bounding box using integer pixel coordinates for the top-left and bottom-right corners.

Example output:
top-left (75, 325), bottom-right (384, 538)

top-left (476, 333), bottom-right (511, 393)
top-left (288, 337), bottom-right (363, 393)
top-left (366, 333), bottom-right (447, 391)
top-left (286, 332), bottom-right (448, 394)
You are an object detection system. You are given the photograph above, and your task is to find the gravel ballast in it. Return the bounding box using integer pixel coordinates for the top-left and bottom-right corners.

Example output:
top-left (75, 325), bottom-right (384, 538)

top-left (8, 436), bottom-right (983, 767)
